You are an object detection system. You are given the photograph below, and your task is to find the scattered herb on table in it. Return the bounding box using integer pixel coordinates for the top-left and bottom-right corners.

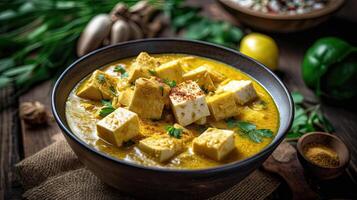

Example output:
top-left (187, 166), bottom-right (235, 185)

top-left (163, 0), bottom-right (244, 49)
top-left (225, 118), bottom-right (273, 143)
top-left (163, 79), bottom-right (176, 88)
top-left (0, 0), bottom-right (134, 93)
top-left (166, 125), bottom-right (183, 139)
top-left (287, 91), bottom-right (334, 140)
top-left (99, 99), bottom-right (115, 117)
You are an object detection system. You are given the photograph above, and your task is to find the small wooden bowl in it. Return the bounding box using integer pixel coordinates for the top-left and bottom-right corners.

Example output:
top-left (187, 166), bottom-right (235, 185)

top-left (297, 132), bottom-right (350, 180)
top-left (217, 0), bottom-right (345, 33)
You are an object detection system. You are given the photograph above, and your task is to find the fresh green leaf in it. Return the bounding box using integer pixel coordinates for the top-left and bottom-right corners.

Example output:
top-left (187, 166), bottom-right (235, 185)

top-left (163, 79), bottom-right (176, 88)
top-left (114, 64), bottom-right (126, 74)
top-left (99, 99), bottom-right (115, 118)
top-left (2, 64), bottom-right (35, 77)
top-left (0, 76), bottom-right (11, 88)
top-left (0, 58), bottom-right (15, 72)
top-left (166, 125), bottom-right (183, 139)
top-left (225, 118), bottom-right (273, 143)
top-left (148, 69), bottom-right (157, 76)
top-left (97, 74), bottom-right (105, 84)
top-left (291, 91), bottom-right (304, 104)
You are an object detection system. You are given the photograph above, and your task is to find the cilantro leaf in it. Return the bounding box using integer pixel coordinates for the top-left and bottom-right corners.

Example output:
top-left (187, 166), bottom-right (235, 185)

top-left (114, 65), bottom-right (128, 78)
top-left (225, 118), bottom-right (273, 143)
top-left (97, 74), bottom-right (105, 84)
top-left (148, 69), bottom-right (157, 76)
top-left (163, 79), bottom-right (176, 88)
top-left (166, 125), bottom-right (183, 139)
top-left (99, 100), bottom-right (115, 117)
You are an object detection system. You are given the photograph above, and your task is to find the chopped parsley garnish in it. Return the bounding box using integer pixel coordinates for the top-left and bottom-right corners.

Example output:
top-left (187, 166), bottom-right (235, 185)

top-left (99, 99), bottom-right (115, 117)
top-left (97, 74), bottom-right (106, 84)
top-left (159, 85), bottom-right (164, 96)
top-left (148, 69), bottom-right (157, 76)
top-left (163, 79), bottom-right (176, 88)
top-left (225, 118), bottom-right (273, 143)
top-left (109, 86), bottom-right (117, 96)
top-left (166, 125), bottom-right (183, 139)
top-left (114, 65), bottom-right (128, 78)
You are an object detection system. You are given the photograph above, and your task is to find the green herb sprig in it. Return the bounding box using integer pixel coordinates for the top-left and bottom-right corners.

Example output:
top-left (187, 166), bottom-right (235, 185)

top-left (164, 0), bottom-right (243, 49)
top-left (163, 79), bottom-right (176, 88)
top-left (287, 92), bottom-right (334, 139)
top-left (114, 64), bottom-right (128, 78)
top-left (166, 125), bottom-right (183, 139)
top-left (0, 0), bottom-right (135, 93)
top-left (99, 99), bottom-right (115, 118)
top-left (226, 118), bottom-right (273, 143)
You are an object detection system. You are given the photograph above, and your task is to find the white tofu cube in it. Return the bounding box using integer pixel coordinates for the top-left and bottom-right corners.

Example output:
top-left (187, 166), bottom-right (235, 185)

top-left (192, 128), bottom-right (235, 161)
top-left (169, 81), bottom-right (210, 126)
top-left (138, 135), bottom-right (184, 162)
top-left (96, 108), bottom-right (139, 147)
top-left (219, 80), bottom-right (257, 105)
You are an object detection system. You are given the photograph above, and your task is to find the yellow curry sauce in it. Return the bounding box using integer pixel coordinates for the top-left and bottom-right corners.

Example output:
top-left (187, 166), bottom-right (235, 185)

top-left (65, 53), bottom-right (279, 169)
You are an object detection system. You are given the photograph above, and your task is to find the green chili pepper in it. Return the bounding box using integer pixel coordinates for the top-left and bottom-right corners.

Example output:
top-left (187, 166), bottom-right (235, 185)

top-left (302, 37), bottom-right (357, 101)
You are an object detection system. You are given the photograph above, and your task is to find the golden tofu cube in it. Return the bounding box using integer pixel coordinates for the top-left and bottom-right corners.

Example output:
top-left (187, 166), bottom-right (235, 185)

top-left (193, 128), bottom-right (235, 161)
top-left (118, 88), bottom-right (134, 107)
top-left (207, 92), bottom-right (240, 121)
top-left (183, 66), bottom-right (216, 92)
top-left (156, 60), bottom-right (184, 83)
top-left (169, 81), bottom-right (210, 126)
top-left (76, 70), bottom-right (118, 101)
top-left (96, 108), bottom-right (139, 147)
top-left (219, 80), bottom-right (257, 105)
top-left (128, 52), bottom-right (160, 82)
top-left (138, 135), bottom-right (184, 162)
top-left (129, 77), bottom-right (170, 119)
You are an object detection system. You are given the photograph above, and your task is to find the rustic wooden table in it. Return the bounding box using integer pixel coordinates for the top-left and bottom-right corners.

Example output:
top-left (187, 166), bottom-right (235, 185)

top-left (1, 1), bottom-right (357, 199)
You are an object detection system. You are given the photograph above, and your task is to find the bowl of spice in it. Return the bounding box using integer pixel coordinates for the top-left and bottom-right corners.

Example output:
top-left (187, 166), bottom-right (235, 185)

top-left (217, 0), bottom-right (345, 32)
top-left (297, 132), bottom-right (350, 180)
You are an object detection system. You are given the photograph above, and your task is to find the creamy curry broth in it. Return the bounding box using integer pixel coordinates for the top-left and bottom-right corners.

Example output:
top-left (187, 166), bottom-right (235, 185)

top-left (65, 53), bottom-right (279, 169)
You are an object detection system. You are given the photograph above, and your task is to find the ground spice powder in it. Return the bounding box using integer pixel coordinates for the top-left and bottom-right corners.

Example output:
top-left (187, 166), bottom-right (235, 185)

top-left (303, 143), bottom-right (340, 168)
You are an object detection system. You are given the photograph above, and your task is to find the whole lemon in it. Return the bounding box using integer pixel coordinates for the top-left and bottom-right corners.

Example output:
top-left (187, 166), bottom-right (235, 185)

top-left (240, 33), bottom-right (279, 70)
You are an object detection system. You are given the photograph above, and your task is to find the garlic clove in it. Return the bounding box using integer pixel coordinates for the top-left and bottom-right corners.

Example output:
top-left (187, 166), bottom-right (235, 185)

top-left (77, 14), bottom-right (112, 57)
top-left (130, 1), bottom-right (149, 14)
top-left (110, 20), bottom-right (130, 44)
top-left (128, 21), bottom-right (144, 40)
top-left (110, 2), bottom-right (128, 22)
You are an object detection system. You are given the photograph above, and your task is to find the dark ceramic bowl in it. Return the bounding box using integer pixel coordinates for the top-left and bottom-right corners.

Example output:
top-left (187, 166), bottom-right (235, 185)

top-left (297, 132), bottom-right (350, 180)
top-left (52, 38), bottom-right (293, 199)
top-left (217, 0), bottom-right (345, 33)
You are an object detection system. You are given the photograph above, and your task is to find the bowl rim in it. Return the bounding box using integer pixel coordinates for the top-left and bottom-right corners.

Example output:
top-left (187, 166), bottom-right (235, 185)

top-left (51, 38), bottom-right (294, 174)
top-left (296, 131), bottom-right (351, 169)
top-left (218, 0), bottom-right (345, 20)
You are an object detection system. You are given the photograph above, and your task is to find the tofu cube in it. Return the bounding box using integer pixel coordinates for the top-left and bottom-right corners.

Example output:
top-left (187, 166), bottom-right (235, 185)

top-left (183, 66), bottom-right (216, 92)
top-left (156, 60), bottom-right (184, 83)
top-left (76, 70), bottom-right (118, 101)
top-left (193, 128), bottom-right (235, 161)
top-left (207, 92), bottom-right (240, 121)
top-left (169, 81), bottom-right (210, 126)
top-left (138, 135), bottom-right (184, 162)
top-left (128, 52), bottom-right (160, 82)
top-left (128, 77), bottom-right (170, 119)
top-left (219, 80), bottom-right (257, 105)
top-left (118, 88), bottom-right (134, 107)
top-left (96, 108), bottom-right (139, 147)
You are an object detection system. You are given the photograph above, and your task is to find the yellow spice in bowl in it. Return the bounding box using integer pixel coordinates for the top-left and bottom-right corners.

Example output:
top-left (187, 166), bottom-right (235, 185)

top-left (303, 143), bottom-right (340, 168)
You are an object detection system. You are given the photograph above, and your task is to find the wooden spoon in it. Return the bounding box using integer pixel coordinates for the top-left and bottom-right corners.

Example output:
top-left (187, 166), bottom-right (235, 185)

top-left (263, 141), bottom-right (318, 200)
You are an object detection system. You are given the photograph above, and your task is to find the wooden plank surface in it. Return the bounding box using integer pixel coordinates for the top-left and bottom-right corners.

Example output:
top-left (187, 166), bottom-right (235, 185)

top-left (19, 81), bottom-right (63, 158)
top-left (0, 86), bottom-right (22, 200)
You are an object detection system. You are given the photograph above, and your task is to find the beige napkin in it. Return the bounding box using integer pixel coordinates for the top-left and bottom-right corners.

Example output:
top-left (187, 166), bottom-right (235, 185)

top-left (16, 140), bottom-right (280, 200)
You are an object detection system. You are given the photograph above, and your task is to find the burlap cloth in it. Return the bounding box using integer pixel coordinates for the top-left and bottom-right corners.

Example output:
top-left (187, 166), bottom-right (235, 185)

top-left (16, 140), bottom-right (280, 200)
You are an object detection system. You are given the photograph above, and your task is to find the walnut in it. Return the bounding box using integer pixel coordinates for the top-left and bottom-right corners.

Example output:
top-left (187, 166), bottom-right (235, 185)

top-left (19, 101), bottom-right (49, 125)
